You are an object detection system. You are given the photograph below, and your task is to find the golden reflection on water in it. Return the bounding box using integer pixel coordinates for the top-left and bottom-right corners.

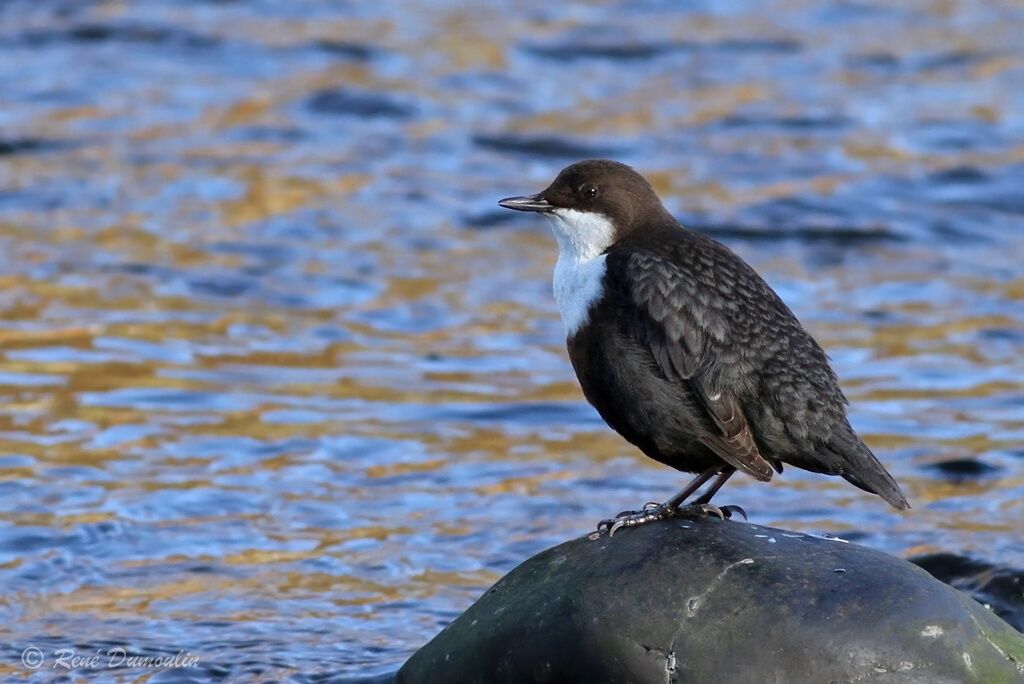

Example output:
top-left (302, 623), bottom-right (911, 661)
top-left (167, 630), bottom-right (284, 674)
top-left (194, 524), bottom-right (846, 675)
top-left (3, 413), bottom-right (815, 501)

top-left (0, 0), bottom-right (1022, 678)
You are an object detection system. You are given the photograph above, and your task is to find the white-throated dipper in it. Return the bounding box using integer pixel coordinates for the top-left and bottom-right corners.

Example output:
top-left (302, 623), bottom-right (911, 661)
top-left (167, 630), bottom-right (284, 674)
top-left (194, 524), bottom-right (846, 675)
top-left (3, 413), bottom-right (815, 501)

top-left (499, 159), bottom-right (909, 534)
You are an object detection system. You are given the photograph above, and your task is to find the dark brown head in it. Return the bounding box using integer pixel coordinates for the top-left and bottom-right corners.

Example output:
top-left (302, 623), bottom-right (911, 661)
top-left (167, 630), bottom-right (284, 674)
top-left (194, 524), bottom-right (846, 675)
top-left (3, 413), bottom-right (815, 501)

top-left (498, 160), bottom-right (673, 258)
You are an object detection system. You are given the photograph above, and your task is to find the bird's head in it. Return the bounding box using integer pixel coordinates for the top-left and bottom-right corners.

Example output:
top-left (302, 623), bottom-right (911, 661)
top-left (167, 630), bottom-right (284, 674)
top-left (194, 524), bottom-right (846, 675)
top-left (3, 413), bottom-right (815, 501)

top-left (498, 159), bottom-right (671, 260)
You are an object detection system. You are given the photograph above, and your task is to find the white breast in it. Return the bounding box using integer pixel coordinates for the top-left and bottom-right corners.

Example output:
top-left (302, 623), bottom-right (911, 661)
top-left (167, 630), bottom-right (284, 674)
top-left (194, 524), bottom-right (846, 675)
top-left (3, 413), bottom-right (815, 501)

top-left (553, 252), bottom-right (607, 337)
top-left (545, 209), bottom-right (615, 337)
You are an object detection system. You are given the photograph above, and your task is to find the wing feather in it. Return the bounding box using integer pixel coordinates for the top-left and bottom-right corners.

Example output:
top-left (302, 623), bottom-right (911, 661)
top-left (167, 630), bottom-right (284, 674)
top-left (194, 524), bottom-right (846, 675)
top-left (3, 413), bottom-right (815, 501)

top-left (608, 249), bottom-right (774, 482)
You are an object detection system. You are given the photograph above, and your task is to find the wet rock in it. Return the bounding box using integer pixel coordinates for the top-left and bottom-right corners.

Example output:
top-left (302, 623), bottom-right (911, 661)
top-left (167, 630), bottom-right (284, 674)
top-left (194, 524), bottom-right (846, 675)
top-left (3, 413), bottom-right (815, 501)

top-left (398, 518), bottom-right (1024, 684)
top-left (913, 553), bottom-right (1024, 634)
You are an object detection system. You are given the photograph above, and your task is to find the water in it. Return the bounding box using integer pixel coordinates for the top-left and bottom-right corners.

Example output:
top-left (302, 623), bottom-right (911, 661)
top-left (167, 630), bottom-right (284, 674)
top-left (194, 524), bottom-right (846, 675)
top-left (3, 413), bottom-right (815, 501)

top-left (0, 0), bottom-right (1022, 680)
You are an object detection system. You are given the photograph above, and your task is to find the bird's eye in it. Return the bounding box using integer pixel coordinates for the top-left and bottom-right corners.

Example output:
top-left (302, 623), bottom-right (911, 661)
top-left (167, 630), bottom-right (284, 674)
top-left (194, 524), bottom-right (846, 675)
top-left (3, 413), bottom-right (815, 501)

top-left (580, 184), bottom-right (599, 199)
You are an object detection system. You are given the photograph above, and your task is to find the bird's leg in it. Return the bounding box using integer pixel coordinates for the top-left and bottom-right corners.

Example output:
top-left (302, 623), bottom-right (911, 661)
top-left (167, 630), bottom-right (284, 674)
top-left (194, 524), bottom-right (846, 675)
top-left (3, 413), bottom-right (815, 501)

top-left (597, 467), bottom-right (720, 536)
top-left (662, 467), bottom-right (721, 509)
top-left (692, 466), bottom-right (735, 504)
top-left (686, 467), bottom-right (746, 521)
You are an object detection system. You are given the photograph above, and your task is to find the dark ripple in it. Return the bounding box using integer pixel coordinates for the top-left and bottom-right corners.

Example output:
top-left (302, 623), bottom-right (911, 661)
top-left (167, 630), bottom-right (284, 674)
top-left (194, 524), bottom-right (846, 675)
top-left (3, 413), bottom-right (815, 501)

top-left (927, 166), bottom-right (990, 184)
top-left (14, 23), bottom-right (220, 49)
top-left (0, 138), bottom-right (70, 155)
top-left (745, 196), bottom-right (850, 222)
top-left (461, 208), bottom-right (525, 230)
top-left (917, 50), bottom-right (994, 72)
top-left (522, 40), bottom-right (683, 61)
top-left (188, 275), bottom-right (254, 298)
top-left (846, 52), bottom-right (901, 72)
top-left (847, 50), bottom-right (997, 74)
top-left (979, 328), bottom-right (1024, 343)
top-left (715, 114), bottom-right (850, 130)
top-left (311, 40), bottom-right (380, 60)
top-left (689, 222), bottom-right (903, 244)
top-left (73, 520), bottom-right (125, 548)
top-left (107, 262), bottom-right (176, 277)
top-left (307, 89), bottom-right (417, 119)
top-left (714, 38), bottom-right (801, 53)
top-left (0, 526), bottom-right (75, 554)
top-left (912, 119), bottom-right (1007, 152)
top-left (925, 458), bottom-right (1002, 481)
top-left (229, 125), bottom-right (307, 142)
top-left (952, 194), bottom-right (1024, 216)
top-left (472, 133), bottom-right (624, 158)
top-left (523, 37), bottom-right (800, 62)
top-left (436, 402), bottom-right (601, 426)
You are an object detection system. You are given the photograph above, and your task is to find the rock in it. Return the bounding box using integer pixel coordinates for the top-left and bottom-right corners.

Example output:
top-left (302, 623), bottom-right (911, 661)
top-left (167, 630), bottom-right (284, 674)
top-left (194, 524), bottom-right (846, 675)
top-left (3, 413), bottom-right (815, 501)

top-left (912, 552), bottom-right (1024, 633)
top-left (398, 518), bottom-right (1024, 684)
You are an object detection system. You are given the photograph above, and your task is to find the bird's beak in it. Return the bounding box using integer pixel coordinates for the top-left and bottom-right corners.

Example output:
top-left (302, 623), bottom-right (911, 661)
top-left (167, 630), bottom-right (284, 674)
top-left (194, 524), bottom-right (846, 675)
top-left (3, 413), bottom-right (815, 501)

top-left (498, 193), bottom-right (553, 213)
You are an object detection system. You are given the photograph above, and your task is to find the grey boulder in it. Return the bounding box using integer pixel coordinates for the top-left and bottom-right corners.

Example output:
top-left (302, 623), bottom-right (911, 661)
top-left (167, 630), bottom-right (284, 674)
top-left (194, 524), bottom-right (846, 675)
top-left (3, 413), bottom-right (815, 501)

top-left (398, 517), bottom-right (1024, 683)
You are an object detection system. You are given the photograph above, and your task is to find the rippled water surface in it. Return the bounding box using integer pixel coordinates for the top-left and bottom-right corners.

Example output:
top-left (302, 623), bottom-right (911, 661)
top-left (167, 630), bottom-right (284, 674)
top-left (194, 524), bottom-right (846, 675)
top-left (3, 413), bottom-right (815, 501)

top-left (1, 0), bottom-right (1023, 680)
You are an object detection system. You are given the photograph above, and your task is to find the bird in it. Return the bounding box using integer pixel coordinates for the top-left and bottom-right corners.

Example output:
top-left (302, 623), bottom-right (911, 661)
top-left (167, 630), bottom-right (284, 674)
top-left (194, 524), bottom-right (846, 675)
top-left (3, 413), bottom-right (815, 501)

top-left (498, 159), bottom-right (909, 534)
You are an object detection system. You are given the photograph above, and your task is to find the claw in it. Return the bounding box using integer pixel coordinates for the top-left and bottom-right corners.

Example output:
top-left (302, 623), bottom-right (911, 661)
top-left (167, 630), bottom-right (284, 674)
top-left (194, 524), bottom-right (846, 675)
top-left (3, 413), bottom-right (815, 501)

top-left (609, 520), bottom-right (627, 537)
top-left (721, 504), bottom-right (748, 521)
top-left (701, 503), bottom-right (726, 520)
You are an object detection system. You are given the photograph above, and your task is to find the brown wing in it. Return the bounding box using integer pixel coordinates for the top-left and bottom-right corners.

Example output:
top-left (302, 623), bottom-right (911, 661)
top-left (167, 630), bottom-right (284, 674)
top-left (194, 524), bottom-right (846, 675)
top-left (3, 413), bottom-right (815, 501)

top-left (607, 249), bottom-right (774, 482)
top-left (692, 384), bottom-right (774, 481)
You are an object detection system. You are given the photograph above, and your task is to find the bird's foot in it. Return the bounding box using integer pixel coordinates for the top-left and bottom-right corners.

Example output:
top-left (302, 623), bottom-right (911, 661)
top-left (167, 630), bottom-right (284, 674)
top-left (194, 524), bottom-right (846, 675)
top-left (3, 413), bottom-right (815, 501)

top-left (597, 502), bottom-right (666, 537)
top-left (597, 502), bottom-right (747, 536)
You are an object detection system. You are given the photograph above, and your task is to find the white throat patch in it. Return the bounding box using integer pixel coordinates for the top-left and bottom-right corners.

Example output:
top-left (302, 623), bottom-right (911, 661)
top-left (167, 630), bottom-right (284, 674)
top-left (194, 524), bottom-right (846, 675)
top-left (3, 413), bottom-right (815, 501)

top-left (545, 208), bottom-right (615, 337)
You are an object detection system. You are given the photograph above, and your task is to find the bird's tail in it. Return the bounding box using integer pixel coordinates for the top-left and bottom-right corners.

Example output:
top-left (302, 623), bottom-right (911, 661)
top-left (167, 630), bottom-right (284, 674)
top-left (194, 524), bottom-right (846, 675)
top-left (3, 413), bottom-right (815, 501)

top-left (831, 432), bottom-right (910, 511)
